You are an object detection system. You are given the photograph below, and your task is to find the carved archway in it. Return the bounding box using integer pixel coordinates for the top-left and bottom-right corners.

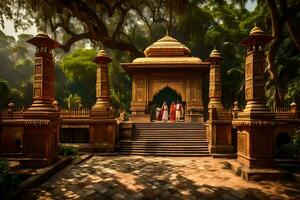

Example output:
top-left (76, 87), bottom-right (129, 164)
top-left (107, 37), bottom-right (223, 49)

top-left (149, 86), bottom-right (183, 120)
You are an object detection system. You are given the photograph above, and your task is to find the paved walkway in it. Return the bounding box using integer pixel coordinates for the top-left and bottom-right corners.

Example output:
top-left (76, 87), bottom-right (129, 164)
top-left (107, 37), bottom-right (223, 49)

top-left (21, 156), bottom-right (300, 200)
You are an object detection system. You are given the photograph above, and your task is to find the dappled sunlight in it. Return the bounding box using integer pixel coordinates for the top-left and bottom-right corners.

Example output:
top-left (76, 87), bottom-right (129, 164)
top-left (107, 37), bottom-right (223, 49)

top-left (19, 156), bottom-right (300, 199)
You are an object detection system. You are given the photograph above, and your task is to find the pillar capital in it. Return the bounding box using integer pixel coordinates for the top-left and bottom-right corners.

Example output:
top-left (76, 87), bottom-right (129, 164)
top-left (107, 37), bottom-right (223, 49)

top-left (93, 49), bottom-right (112, 64)
top-left (240, 25), bottom-right (273, 52)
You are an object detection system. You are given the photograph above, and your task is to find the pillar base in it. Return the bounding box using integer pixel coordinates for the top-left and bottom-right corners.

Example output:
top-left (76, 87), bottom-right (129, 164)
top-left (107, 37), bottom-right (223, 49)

top-left (129, 114), bottom-right (150, 123)
top-left (19, 157), bottom-right (58, 168)
top-left (185, 114), bottom-right (204, 123)
top-left (89, 119), bottom-right (118, 152)
top-left (225, 160), bottom-right (291, 181)
top-left (23, 100), bottom-right (59, 119)
top-left (21, 118), bottom-right (60, 167)
top-left (233, 118), bottom-right (276, 169)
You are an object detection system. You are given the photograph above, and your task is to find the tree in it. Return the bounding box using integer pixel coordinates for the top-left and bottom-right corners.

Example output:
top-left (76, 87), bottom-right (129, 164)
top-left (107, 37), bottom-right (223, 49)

top-left (59, 49), bottom-right (97, 107)
top-left (0, 79), bottom-right (11, 108)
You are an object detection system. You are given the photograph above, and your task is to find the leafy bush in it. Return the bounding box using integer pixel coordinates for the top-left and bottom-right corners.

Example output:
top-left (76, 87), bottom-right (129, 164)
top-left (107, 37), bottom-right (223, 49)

top-left (0, 159), bottom-right (21, 196)
top-left (282, 128), bottom-right (300, 159)
top-left (60, 145), bottom-right (78, 156)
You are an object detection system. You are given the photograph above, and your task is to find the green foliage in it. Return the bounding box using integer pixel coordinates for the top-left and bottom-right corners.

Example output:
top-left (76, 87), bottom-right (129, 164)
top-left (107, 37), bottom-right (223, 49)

top-left (0, 79), bottom-right (11, 107)
top-left (0, 159), bottom-right (22, 196)
top-left (60, 145), bottom-right (78, 156)
top-left (63, 93), bottom-right (82, 109)
top-left (0, 1), bottom-right (299, 111)
top-left (60, 49), bottom-right (97, 107)
top-left (282, 128), bottom-right (300, 159)
top-left (109, 50), bottom-right (132, 112)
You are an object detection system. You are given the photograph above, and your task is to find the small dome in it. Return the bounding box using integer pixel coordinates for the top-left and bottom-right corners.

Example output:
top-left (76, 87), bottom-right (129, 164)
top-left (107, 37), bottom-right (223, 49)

top-left (144, 35), bottom-right (191, 57)
top-left (250, 26), bottom-right (265, 36)
top-left (36, 32), bottom-right (51, 39)
top-left (209, 49), bottom-right (221, 58)
top-left (94, 49), bottom-right (112, 63)
top-left (290, 101), bottom-right (297, 107)
top-left (8, 102), bottom-right (15, 108)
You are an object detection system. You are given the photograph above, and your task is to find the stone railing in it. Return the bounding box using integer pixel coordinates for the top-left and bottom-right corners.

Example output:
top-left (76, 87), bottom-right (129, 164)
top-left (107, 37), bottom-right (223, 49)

top-left (60, 108), bottom-right (91, 119)
top-left (0, 108), bottom-right (24, 119)
top-left (270, 107), bottom-right (290, 113)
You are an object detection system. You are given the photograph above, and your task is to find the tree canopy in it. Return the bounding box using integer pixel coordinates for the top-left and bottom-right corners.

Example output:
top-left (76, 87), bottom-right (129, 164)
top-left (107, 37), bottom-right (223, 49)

top-left (0, 0), bottom-right (299, 110)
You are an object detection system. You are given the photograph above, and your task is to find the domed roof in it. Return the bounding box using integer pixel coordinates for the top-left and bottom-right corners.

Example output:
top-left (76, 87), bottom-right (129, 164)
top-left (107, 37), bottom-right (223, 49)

top-left (144, 35), bottom-right (191, 57)
top-left (249, 26), bottom-right (265, 36)
top-left (93, 49), bottom-right (112, 63)
top-left (209, 49), bottom-right (221, 58)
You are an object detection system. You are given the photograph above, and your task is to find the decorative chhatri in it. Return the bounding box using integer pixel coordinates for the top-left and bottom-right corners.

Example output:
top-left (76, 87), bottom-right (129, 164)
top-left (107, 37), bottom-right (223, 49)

top-left (122, 34), bottom-right (209, 122)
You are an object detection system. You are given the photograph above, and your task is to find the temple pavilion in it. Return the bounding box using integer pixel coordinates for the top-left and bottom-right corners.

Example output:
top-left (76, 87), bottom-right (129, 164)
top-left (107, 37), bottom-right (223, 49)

top-left (121, 34), bottom-right (210, 122)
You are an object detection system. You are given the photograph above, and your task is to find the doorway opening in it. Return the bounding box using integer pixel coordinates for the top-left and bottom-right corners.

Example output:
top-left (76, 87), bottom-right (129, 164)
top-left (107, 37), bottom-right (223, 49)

top-left (149, 86), bottom-right (185, 121)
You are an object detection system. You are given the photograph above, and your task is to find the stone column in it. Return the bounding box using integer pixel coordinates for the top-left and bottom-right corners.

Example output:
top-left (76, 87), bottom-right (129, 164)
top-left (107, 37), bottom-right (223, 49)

top-left (91, 49), bottom-right (112, 118)
top-left (89, 49), bottom-right (117, 153)
top-left (22, 33), bottom-right (61, 167)
top-left (206, 49), bottom-right (233, 156)
top-left (208, 49), bottom-right (223, 110)
top-left (232, 26), bottom-right (276, 172)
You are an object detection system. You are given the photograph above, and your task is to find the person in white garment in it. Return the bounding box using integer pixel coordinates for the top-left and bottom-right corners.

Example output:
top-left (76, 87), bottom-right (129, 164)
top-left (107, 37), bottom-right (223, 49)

top-left (161, 101), bottom-right (168, 122)
top-left (156, 106), bottom-right (161, 121)
top-left (175, 100), bottom-right (183, 122)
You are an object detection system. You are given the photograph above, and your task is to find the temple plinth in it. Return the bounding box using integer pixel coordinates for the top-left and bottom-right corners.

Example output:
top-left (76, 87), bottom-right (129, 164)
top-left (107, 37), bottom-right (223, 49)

top-left (121, 35), bottom-right (209, 122)
top-left (91, 49), bottom-right (113, 118)
top-left (233, 26), bottom-right (276, 169)
top-left (206, 49), bottom-right (233, 156)
top-left (88, 49), bottom-right (117, 153)
top-left (21, 33), bottom-right (61, 167)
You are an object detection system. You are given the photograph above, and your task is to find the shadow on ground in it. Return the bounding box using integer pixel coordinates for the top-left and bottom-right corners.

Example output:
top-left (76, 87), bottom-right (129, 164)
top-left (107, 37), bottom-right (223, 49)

top-left (19, 156), bottom-right (300, 200)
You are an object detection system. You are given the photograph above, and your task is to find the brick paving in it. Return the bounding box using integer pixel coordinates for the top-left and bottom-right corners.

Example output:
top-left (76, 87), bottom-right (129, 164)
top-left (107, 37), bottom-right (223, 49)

top-left (21, 156), bottom-right (300, 200)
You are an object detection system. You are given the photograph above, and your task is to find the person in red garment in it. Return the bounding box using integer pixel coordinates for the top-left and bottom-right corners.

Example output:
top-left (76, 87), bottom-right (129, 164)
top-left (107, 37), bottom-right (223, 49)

top-left (169, 101), bottom-right (176, 122)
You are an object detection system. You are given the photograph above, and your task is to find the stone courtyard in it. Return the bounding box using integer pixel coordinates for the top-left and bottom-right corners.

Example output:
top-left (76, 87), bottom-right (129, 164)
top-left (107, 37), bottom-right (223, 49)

top-left (20, 156), bottom-right (300, 200)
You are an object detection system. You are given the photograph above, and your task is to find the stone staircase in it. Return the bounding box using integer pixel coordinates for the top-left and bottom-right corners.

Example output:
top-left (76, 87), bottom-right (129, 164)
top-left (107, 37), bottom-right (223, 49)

top-left (119, 123), bottom-right (210, 156)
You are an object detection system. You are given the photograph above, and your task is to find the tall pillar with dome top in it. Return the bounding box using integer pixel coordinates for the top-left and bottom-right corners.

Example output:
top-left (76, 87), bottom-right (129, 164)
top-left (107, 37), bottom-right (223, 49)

top-left (89, 49), bottom-right (117, 152)
top-left (21, 33), bottom-right (61, 167)
top-left (230, 26), bottom-right (283, 178)
top-left (206, 48), bottom-right (233, 156)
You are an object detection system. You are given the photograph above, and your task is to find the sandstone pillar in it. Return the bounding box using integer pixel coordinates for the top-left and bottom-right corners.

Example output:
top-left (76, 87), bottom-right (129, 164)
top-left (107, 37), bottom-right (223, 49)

top-left (21, 33), bottom-right (61, 167)
top-left (207, 49), bottom-right (233, 156)
top-left (233, 26), bottom-right (275, 169)
top-left (89, 49), bottom-right (117, 152)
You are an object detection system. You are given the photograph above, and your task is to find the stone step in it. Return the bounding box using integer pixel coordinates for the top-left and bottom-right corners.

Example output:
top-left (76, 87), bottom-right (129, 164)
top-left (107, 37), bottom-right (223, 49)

top-left (119, 151), bottom-right (210, 156)
top-left (135, 128), bottom-right (205, 130)
top-left (121, 141), bottom-right (208, 144)
top-left (134, 131), bottom-right (205, 134)
top-left (121, 147), bottom-right (209, 151)
top-left (134, 136), bottom-right (207, 139)
top-left (134, 123), bottom-right (205, 129)
top-left (120, 122), bottom-right (209, 156)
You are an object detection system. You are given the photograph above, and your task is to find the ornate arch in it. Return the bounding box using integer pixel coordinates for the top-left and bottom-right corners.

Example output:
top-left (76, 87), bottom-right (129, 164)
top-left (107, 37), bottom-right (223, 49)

top-left (152, 86), bottom-right (183, 100)
top-left (149, 80), bottom-right (186, 101)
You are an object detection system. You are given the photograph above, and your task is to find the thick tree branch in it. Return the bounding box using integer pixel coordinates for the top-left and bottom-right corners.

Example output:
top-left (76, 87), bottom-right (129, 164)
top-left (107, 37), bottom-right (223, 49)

top-left (43, 0), bottom-right (143, 55)
top-left (61, 32), bottom-right (91, 52)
